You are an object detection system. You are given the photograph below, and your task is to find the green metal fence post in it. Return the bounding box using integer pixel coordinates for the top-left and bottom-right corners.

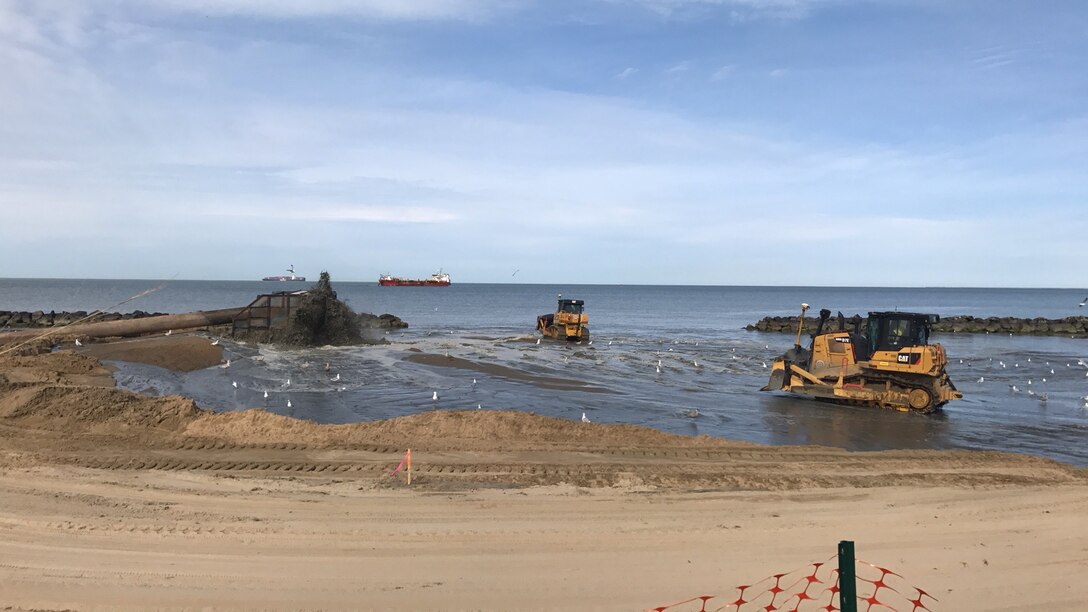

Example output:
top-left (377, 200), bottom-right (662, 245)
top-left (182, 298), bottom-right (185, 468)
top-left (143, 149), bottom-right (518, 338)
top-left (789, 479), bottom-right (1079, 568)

top-left (838, 540), bottom-right (857, 612)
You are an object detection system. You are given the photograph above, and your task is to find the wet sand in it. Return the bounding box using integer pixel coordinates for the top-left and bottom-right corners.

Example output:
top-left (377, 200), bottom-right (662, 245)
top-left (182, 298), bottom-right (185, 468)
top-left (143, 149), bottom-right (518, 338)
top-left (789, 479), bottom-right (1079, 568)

top-left (2, 337), bottom-right (1088, 610)
top-left (80, 334), bottom-right (224, 372)
top-left (406, 349), bottom-right (612, 392)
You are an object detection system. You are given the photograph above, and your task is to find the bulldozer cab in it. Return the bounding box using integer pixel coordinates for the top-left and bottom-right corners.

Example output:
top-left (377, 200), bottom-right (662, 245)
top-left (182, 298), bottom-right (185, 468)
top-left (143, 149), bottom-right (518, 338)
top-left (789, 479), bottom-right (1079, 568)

top-left (866, 312), bottom-right (936, 354)
top-left (558, 299), bottom-right (584, 316)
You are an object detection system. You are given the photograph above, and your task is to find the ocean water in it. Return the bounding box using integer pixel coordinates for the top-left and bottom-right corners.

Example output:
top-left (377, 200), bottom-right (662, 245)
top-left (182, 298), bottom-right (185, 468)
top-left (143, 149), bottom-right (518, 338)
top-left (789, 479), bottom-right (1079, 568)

top-left (4, 278), bottom-right (1088, 466)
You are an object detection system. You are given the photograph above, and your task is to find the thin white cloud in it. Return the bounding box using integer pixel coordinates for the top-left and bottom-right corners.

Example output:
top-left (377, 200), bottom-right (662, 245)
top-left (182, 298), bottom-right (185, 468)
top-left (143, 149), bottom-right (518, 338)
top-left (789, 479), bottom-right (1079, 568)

top-left (971, 49), bottom-right (1018, 70)
top-left (618, 0), bottom-right (830, 20)
top-left (133, 0), bottom-right (520, 21)
top-left (665, 60), bottom-right (692, 74)
top-left (615, 67), bottom-right (638, 79)
top-left (712, 64), bottom-right (735, 80)
top-left (203, 204), bottom-right (459, 224)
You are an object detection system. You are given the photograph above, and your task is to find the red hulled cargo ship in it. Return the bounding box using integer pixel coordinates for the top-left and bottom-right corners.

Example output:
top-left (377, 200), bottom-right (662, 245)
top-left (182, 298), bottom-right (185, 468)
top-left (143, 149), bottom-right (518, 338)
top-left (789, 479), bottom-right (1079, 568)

top-left (378, 270), bottom-right (451, 287)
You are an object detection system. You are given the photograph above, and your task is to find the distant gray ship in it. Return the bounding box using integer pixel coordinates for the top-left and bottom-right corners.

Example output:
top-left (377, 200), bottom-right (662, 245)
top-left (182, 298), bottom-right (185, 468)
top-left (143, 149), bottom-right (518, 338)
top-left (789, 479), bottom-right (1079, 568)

top-left (262, 265), bottom-right (306, 282)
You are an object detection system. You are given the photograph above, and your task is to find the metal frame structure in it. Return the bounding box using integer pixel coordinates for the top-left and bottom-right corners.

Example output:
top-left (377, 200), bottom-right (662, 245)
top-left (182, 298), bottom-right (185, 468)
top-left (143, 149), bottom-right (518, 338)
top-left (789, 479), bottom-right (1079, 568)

top-left (231, 290), bottom-right (308, 334)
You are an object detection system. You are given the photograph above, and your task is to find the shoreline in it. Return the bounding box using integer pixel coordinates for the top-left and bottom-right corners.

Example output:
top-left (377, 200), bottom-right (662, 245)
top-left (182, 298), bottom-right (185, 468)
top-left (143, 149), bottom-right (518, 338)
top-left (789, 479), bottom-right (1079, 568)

top-left (3, 337), bottom-right (1088, 609)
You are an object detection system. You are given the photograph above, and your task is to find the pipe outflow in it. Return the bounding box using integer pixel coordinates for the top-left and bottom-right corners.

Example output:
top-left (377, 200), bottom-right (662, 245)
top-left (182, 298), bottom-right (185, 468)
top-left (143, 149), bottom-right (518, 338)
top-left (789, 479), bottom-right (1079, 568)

top-left (0, 308), bottom-right (243, 343)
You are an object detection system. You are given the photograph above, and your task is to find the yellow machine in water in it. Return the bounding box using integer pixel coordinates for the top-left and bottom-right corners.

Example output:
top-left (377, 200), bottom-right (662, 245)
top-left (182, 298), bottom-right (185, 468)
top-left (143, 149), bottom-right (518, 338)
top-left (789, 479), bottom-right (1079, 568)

top-left (537, 295), bottom-right (589, 341)
top-left (762, 304), bottom-right (962, 413)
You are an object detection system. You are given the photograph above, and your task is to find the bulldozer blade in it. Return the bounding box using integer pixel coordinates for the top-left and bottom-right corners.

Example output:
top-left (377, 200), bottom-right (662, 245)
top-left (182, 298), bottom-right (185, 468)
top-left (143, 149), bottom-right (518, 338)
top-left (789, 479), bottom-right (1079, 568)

top-left (761, 364), bottom-right (788, 391)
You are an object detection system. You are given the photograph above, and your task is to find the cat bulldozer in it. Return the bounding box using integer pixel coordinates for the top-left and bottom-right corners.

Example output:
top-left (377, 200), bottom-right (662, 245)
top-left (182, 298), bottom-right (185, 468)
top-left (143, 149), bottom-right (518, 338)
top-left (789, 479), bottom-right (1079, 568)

top-left (537, 295), bottom-right (589, 341)
top-left (761, 304), bottom-right (962, 413)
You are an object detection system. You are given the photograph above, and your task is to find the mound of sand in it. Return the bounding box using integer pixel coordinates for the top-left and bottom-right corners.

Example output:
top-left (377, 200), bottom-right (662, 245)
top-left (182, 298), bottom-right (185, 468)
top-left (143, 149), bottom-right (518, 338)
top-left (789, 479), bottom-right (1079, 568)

top-left (182, 407), bottom-right (739, 450)
top-left (0, 384), bottom-right (201, 432)
top-left (0, 351), bottom-right (114, 386)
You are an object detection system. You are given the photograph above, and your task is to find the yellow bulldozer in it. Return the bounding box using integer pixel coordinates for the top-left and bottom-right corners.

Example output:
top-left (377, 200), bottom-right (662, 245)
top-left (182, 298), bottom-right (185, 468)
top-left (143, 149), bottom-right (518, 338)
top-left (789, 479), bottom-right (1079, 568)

top-left (537, 295), bottom-right (589, 341)
top-left (761, 304), bottom-right (962, 413)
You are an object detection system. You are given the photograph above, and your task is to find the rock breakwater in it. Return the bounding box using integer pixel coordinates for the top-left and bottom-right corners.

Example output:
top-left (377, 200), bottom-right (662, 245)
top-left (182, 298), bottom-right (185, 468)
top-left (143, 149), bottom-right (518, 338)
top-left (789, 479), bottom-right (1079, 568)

top-left (0, 310), bottom-right (167, 330)
top-left (747, 315), bottom-right (1088, 337)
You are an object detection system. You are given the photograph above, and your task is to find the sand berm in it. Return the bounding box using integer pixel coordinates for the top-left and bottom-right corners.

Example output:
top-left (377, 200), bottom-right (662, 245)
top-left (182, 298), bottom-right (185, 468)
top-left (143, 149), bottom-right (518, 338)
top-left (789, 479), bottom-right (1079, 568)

top-left (1, 335), bottom-right (1087, 610)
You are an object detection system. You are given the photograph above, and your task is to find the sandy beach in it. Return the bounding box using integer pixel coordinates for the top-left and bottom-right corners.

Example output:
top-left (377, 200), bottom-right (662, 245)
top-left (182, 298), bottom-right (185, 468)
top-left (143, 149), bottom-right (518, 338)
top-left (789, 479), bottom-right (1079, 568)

top-left (2, 336), bottom-right (1087, 611)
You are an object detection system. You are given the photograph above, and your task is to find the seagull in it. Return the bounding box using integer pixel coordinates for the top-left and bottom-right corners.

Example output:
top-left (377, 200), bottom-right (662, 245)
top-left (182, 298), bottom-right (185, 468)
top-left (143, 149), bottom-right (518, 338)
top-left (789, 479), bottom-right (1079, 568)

top-left (656, 365), bottom-right (661, 374)
top-left (477, 403), bottom-right (482, 410)
top-left (286, 399), bottom-right (292, 408)
top-left (657, 359), bottom-right (662, 368)
top-left (220, 359), bottom-right (231, 369)
top-left (331, 373), bottom-right (340, 382)
top-left (284, 378), bottom-right (290, 387)
top-left (263, 390), bottom-right (269, 399)
top-left (324, 362), bottom-right (331, 371)
top-left (74, 338), bottom-right (82, 347)
top-left (1009, 385), bottom-right (1020, 393)
top-left (762, 361), bottom-right (768, 368)
top-left (472, 378), bottom-right (477, 385)
top-left (536, 338), bottom-right (541, 345)
top-left (581, 412), bottom-right (591, 423)
top-left (1042, 378), bottom-right (1046, 383)
top-left (999, 361), bottom-right (1005, 368)
top-left (977, 376), bottom-right (984, 383)
top-left (1080, 296), bottom-right (1087, 307)
top-left (1037, 393), bottom-right (1048, 402)
top-left (232, 381), bottom-right (238, 389)
top-left (684, 409), bottom-right (700, 419)
top-left (1028, 379), bottom-right (1032, 385)
top-left (1050, 369), bottom-right (1055, 375)
top-left (211, 338), bottom-right (219, 346)
top-left (432, 391), bottom-right (438, 401)
top-left (693, 359), bottom-right (699, 367)
top-left (608, 340), bottom-right (613, 345)
top-left (165, 330), bottom-right (172, 336)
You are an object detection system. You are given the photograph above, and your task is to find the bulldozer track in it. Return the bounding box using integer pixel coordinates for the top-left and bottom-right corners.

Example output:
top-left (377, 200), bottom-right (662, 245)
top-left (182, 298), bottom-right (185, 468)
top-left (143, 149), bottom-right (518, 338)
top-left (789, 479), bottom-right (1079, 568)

top-left (33, 446), bottom-right (1065, 485)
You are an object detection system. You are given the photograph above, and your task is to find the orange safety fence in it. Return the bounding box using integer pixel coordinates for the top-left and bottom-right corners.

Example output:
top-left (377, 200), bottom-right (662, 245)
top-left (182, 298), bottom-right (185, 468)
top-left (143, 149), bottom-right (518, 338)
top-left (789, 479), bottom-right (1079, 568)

top-left (648, 557), bottom-right (936, 612)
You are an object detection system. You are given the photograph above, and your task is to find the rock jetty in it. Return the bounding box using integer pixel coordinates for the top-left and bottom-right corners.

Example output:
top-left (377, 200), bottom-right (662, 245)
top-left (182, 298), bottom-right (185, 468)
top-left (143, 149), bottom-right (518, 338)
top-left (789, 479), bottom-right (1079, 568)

top-left (357, 313), bottom-right (409, 330)
top-left (0, 310), bottom-right (167, 329)
top-left (747, 315), bottom-right (1088, 337)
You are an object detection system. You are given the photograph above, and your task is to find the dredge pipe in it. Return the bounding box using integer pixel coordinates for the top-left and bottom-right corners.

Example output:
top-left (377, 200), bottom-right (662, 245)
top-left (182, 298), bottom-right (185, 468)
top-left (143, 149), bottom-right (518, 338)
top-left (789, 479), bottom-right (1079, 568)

top-left (0, 308), bottom-right (244, 343)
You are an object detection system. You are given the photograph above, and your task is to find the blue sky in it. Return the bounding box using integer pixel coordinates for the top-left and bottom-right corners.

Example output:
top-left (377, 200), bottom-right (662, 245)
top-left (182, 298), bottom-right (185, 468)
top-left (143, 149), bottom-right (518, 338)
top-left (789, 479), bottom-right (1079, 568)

top-left (0, 0), bottom-right (1085, 286)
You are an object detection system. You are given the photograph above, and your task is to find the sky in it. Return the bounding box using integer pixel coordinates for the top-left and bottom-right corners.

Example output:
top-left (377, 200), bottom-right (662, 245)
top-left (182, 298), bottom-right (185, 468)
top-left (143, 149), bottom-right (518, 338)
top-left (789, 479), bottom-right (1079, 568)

top-left (0, 0), bottom-right (1085, 287)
